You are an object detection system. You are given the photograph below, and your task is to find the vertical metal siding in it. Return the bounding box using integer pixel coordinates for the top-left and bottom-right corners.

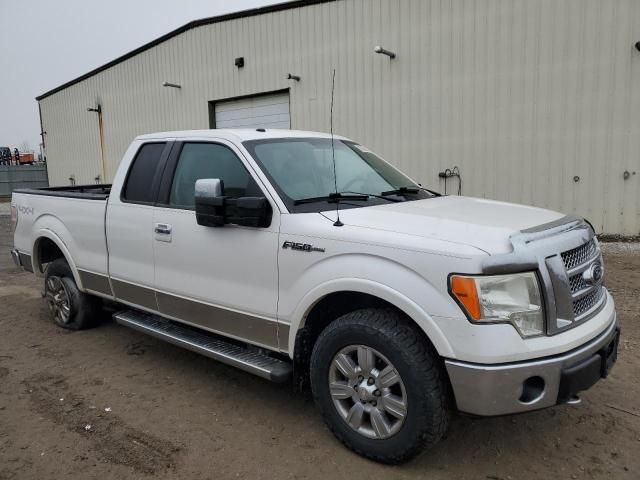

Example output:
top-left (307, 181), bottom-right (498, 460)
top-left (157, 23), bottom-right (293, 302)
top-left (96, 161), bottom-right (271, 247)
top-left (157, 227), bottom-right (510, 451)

top-left (39, 0), bottom-right (640, 234)
top-left (0, 165), bottom-right (49, 196)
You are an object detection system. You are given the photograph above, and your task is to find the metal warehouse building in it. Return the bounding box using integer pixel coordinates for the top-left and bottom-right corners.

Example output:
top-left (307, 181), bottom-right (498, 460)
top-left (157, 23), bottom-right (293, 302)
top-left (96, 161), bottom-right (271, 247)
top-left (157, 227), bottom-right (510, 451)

top-left (37, 0), bottom-right (640, 235)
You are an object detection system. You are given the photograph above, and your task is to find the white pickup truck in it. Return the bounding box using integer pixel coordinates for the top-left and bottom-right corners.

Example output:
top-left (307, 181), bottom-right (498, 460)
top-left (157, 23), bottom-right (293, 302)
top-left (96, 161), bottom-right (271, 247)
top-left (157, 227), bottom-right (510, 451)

top-left (11, 129), bottom-right (619, 463)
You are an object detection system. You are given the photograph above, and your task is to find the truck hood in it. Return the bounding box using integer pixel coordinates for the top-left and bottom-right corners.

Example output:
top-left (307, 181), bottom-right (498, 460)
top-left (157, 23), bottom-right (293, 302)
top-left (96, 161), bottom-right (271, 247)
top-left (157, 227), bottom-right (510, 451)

top-left (333, 196), bottom-right (566, 255)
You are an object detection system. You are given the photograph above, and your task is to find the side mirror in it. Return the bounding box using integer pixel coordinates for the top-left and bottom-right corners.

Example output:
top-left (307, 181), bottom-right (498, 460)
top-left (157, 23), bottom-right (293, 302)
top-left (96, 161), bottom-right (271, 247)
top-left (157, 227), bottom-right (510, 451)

top-left (195, 178), bottom-right (225, 227)
top-left (194, 178), bottom-right (271, 228)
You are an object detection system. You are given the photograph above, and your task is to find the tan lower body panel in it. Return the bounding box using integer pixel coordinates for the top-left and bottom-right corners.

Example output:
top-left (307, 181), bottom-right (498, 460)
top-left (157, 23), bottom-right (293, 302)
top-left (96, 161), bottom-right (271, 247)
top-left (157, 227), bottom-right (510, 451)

top-left (156, 292), bottom-right (279, 350)
top-left (111, 278), bottom-right (157, 311)
top-left (78, 270), bottom-right (113, 296)
top-left (80, 273), bottom-right (285, 351)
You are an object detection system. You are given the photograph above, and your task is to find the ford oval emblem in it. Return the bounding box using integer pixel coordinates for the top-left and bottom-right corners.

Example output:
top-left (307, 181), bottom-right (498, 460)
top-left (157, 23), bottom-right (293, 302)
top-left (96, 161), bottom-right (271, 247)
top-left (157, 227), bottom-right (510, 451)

top-left (583, 262), bottom-right (603, 285)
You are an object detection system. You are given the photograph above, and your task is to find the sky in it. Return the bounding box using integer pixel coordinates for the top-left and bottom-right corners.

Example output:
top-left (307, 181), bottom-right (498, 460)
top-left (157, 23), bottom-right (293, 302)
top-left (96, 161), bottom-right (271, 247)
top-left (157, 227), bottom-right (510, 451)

top-left (0, 0), bottom-right (280, 152)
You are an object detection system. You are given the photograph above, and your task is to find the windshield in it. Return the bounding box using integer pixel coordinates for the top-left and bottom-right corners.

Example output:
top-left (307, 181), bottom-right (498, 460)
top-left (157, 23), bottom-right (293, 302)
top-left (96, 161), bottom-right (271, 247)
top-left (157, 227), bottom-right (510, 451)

top-left (243, 138), bottom-right (431, 212)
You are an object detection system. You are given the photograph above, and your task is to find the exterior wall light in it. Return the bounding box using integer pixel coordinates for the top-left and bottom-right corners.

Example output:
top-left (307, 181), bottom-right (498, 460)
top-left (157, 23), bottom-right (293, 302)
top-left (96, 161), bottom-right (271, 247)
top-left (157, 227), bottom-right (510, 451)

top-left (374, 45), bottom-right (396, 59)
top-left (235, 57), bottom-right (245, 68)
top-left (87, 106), bottom-right (101, 113)
top-left (287, 73), bottom-right (301, 82)
top-left (635, 41), bottom-right (640, 52)
top-left (162, 81), bottom-right (182, 89)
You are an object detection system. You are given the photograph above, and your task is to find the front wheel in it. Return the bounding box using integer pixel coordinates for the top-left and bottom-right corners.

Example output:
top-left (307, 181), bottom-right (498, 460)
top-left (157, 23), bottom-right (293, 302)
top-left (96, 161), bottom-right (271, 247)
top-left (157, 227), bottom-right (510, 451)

top-left (310, 308), bottom-right (450, 464)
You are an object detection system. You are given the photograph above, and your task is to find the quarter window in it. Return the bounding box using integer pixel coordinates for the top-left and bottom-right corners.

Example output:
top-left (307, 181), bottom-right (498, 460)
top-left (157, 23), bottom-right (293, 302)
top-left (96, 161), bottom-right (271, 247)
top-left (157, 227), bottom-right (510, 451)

top-left (169, 143), bottom-right (260, 209)
top-left (122, 142), bottom-right (166, 203)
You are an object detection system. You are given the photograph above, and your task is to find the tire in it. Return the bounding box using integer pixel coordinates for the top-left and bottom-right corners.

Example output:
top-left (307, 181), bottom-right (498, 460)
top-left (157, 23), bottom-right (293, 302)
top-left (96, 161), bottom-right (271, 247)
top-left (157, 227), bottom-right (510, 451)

top-left (310, 308), bottom-right (450, 464)
top-left (44, 258), bottom-right (102, 330)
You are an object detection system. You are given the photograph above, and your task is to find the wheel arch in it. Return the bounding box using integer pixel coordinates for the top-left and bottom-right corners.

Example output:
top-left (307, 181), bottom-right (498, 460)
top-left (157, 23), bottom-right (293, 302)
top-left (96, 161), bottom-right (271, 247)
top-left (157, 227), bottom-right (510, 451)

top-left (287, 279), bottom-right (455, 391)
top-left (289, 279), bottom-right (453, 358)
top-left (32, 231), bottom-right (83, 288)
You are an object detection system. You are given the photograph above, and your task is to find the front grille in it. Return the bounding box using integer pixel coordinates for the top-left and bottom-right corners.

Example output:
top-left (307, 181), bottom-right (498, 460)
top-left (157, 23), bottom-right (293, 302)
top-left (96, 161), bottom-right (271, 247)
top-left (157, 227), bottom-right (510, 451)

top-left (560, 238), bottom-right (605, 322)
top-left (573, 286), bottom-right (605, 318)
top-left (568, 274), bottom-right (589, 293)
top-left (561, 238), bottom-right (598, 271)
top-left (509, 220), bottom-right (606, 335)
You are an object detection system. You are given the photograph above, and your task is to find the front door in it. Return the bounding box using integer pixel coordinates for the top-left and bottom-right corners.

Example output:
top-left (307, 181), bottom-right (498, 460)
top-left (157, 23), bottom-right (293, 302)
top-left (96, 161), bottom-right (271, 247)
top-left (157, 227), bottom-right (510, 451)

top-left (152, 140), bottom-right (281, 350)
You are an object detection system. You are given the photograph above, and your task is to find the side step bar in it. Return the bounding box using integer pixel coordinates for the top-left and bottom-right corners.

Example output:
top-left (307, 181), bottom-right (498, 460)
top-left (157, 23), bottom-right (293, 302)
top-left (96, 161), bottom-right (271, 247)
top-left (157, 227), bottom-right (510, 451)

top-left (113, 310), bottom-right (292, 383)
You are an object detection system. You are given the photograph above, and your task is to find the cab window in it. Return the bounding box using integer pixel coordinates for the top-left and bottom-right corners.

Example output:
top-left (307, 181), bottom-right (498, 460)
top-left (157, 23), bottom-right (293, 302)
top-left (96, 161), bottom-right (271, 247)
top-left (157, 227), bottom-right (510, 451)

top-left (122, 142), bottom-right (166, 203)
top-left (169, 143), bottom-right (261, 209)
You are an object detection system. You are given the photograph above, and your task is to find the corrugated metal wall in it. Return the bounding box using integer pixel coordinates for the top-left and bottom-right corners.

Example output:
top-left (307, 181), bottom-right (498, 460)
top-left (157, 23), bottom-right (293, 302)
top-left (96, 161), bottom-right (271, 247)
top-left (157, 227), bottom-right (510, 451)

top-left (0, 165), bottom-right (49, 196)
top-left (39, 0), bottom-right (640, 235)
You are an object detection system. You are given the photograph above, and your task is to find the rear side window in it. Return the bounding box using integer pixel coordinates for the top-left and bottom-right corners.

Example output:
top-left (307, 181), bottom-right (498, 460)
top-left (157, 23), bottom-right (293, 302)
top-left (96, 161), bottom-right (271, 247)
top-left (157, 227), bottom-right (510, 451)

top-left (122, 143), bottom-right (166, 203)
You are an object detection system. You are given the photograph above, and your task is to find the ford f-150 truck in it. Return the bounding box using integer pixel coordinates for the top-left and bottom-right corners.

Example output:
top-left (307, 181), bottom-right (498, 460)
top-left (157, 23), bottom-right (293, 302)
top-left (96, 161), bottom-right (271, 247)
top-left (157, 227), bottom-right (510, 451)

top-left (10, 129), bottom-right (619, 463)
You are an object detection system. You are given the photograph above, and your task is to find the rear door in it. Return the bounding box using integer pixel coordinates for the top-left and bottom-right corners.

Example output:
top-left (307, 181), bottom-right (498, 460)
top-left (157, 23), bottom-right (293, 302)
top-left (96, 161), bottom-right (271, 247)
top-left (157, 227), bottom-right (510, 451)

top-left (106, 141), bottom-right (172, 311)
top-left (151, 139), bottom-right (281, 350)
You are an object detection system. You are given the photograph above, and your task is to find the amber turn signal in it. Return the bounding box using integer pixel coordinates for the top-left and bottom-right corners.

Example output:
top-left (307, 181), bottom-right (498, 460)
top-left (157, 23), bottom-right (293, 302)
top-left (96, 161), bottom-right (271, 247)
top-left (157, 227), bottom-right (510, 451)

top-left (450, 276), bottom-right (481, 320)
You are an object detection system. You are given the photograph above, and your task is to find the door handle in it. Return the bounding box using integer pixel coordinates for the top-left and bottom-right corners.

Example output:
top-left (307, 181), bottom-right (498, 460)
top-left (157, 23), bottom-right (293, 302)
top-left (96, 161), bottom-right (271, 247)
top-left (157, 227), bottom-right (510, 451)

top-left (154, 223), bottom-right (172, 235)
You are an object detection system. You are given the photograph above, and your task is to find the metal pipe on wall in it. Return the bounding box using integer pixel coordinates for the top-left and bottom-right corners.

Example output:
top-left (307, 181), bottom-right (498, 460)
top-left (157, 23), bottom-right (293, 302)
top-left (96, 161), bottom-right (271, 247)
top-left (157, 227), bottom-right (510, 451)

top-left (87, 105), bottom-right (107, 182)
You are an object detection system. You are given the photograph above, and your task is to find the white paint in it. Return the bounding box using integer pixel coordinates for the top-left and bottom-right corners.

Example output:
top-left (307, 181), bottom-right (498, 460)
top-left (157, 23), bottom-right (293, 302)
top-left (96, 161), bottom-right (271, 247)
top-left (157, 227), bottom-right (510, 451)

top-left (106, 139), bottom-right (159, 293)
top-left (152, 137), bottom-right (281, 324)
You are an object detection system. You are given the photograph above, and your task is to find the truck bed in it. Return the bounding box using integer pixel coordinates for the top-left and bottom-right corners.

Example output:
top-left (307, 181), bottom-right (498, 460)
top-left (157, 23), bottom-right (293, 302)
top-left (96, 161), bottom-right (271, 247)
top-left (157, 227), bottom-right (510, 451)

top-left (12, 184), bottom-right (111, 279)
top-left (14, 184), bottom-right (111, 200)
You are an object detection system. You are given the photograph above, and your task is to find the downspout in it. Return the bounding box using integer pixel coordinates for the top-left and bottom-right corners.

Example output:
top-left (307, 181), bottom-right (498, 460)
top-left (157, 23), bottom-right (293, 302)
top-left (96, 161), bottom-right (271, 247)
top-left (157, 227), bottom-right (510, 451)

top-left (97, 106), bottom-right (107, 183)
top-left (87, 104), bottom-right (107, 183)
top-left (37, 102), bottom-right (50, 185)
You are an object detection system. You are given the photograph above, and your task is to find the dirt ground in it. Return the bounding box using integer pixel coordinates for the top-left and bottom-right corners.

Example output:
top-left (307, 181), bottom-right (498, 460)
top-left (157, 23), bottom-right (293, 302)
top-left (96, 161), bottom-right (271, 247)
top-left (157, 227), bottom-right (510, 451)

top-left (0, 214), bottom-right (638, 480)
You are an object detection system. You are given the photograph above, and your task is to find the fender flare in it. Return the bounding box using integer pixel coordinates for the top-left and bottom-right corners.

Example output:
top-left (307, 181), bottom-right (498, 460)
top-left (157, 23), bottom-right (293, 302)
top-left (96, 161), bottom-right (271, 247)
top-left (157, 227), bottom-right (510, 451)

top-left (287, 278), bottom-right (455, 358)
top-left (31, 229), bottom-right (84, 289)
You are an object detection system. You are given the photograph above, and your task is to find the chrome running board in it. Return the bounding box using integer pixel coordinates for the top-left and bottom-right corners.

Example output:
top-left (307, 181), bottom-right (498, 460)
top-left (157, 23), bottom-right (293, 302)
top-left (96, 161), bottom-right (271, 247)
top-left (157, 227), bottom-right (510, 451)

top-left (113, 310), bottom-right (292, 383)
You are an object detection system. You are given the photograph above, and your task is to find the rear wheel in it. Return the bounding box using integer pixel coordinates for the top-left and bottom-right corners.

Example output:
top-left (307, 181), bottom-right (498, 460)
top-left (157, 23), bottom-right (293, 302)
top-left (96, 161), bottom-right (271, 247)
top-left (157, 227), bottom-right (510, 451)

top-left (44, 259), bottom-right (102, 330)
top-left (310, 308), bottom-right (450, 464)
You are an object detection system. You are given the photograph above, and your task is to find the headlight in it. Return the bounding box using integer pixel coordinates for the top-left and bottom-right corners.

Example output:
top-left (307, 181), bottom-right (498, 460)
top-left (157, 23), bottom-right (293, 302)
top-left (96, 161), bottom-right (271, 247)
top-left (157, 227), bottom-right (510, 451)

top-left (449, 272), bottom-right (545, 338)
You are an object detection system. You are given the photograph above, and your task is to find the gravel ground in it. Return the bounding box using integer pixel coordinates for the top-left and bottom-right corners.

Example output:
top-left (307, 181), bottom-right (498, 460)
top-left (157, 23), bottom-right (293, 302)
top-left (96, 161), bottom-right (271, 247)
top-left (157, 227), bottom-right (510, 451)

top-left (600, 242), bottom-right (640, 254)
top-left (0, 215), bottom-right (638, 479)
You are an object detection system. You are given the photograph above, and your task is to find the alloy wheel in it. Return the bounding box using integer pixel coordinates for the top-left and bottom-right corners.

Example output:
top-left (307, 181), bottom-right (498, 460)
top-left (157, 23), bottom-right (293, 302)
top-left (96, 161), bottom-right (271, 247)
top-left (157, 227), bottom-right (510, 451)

top-left (45, 276), bottom-right (71, 325)
top-left (328, 345), bottom-right (407, 439)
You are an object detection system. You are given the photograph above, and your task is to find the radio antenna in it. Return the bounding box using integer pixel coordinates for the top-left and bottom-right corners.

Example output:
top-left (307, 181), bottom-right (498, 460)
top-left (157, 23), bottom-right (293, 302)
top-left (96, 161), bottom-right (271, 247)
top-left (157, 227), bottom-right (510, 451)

top-left (330, 69), bottom-right (343, 227)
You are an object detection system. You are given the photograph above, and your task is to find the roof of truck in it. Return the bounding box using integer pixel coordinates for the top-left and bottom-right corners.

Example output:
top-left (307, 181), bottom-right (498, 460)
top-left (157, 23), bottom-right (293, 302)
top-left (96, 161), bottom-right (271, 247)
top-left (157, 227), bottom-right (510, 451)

top-left (136, 129), bottom-right (350, 143)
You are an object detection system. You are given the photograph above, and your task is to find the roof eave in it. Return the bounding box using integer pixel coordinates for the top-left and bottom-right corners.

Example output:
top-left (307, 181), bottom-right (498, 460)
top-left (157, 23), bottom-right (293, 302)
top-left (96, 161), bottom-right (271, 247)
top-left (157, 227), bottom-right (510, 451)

top-left (35, 0), bottom-right (337, 101)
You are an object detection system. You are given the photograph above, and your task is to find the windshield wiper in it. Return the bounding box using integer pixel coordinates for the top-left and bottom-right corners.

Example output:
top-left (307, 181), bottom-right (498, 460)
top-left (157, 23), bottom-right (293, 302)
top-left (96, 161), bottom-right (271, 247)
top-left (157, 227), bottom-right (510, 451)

top-left (293, 192), bottom-right (369, 206)
top-left (381, 185), bottom-right (441, 197)
top-left (342, 191), bottom-right (403, 202)
top-left (381, 186), bottom-right (420, 196)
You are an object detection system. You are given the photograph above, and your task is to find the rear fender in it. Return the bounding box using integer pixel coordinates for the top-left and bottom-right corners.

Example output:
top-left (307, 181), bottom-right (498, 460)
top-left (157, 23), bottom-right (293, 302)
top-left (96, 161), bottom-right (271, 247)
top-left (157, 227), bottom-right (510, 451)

top-left (31, 229), bottom-right (83, 290)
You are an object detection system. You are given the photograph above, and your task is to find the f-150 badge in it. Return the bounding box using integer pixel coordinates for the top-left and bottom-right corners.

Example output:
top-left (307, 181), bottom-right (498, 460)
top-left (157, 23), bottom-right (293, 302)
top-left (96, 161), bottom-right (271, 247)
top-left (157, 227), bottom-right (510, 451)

top-left (282, 241), bottom-right (325, 253)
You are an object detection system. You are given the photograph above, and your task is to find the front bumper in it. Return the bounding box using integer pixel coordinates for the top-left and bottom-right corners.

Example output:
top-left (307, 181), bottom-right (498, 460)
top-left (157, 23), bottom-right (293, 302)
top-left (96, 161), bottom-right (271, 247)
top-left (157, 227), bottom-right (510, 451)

top-left (445, 317), bottom-right (619, 416)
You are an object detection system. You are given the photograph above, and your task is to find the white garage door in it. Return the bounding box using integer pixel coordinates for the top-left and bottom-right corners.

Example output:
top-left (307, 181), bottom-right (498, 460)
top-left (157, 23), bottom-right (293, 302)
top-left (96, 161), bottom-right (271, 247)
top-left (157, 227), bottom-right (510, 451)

top-left (214, 92), bottom-right (290, 129)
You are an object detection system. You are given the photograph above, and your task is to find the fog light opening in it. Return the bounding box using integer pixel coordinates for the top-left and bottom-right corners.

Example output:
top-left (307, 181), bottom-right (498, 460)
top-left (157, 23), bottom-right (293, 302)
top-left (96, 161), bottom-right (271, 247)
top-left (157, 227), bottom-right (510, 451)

top-left (519, 376), bottom-right (545, 404)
